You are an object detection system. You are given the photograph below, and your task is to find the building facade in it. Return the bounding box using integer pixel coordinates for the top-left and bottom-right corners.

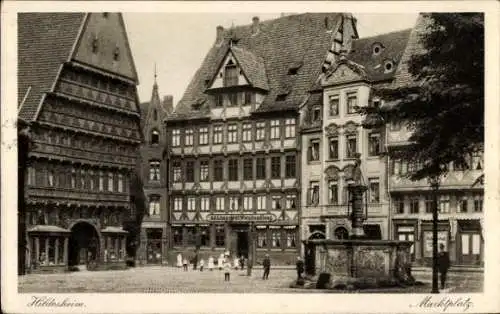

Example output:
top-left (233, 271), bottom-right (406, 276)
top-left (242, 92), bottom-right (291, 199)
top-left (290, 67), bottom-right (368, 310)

top-left (300, 30), bottom-right (412, 244)
top-left (165, 14), bottom-right (359, 265)
top-left (137, 75), bottom-right (173, 265)
top-left (18, 13), bottom-right (142, 272)
top-left (385, 17), bottom-right (484, 266)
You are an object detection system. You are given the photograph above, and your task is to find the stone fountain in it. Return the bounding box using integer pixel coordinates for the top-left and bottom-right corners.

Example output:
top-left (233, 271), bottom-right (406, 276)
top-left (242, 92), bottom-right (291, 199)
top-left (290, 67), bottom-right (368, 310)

top-left (301, 154), bottom-right (415, 290)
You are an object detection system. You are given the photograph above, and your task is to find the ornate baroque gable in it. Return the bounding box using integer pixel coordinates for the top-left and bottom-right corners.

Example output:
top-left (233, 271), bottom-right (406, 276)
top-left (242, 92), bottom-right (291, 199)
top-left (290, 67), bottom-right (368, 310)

top-left (322, 60), bottom-right (367, 87)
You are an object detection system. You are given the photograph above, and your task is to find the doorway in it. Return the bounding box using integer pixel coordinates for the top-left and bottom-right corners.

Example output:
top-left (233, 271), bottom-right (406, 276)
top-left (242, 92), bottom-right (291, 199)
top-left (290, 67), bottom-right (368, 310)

top-left (68, 222), bottom-right (100, 266)
top-left (236, 231), bottom-right (249, 258)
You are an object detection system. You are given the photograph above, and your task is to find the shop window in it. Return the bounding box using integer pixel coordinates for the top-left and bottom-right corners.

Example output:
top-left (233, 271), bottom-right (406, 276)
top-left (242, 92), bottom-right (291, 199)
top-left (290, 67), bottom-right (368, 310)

top-left (285, 118), bottom-right (295, 138)
top-left (185, 227), bottom-right (196, 246)
top-left (308, 139), bottom-right (320, 162)
top-left (256, 122), bottom-right (265, 141)
top-left (173, 228), bottom-right (183, 246)
top-left (199, 127), bottom-right (208, 145)
top-left (286, 194), bottom-right (297, 209)
top-left (257, 229), bottom-right (267, 248)
top-left (308, 181), bottom-right (320, 205)
top-left (328, 180), bottom-right (338, 204)
top-left (368, 178), bottom-right (380, 203)
top-left (270, 120), bottom-right (280, 139)
top-left (243, 158), bottom-right (253, 180)
top-left (368, 133), bottom-right (381, 156)
top-left (215, 226), bottom-right (225, 247)
top-left (242, 123), bottom-right (252, 142)
top-left (285, 155), bottom-right (296, 178)
top-left (213, 125), bottom-right (223, 144)
top-left (200, 160), bottom-right (209, 181)
top-left (149, 195), bottom-right (160, 216)
top-left (213, 160), bottom-right (223, 181)
top-left (256, 157), bottom-right (266, 179)
top-left (149, 161), bottom-right (160, 182)
top-left (329, 95), bottom-right (339, 116)
top-left (185, 161), bottom-right (194, 182)
top-left (151, 130), bottom-right (160, 145)
top-left (271, 230), bottom-right (281, 248)
top-left (346, 92), bottom-right (358, 114)
top-left (185, 129), bottom-right (193, 146)
top-left (172, 129), bottom-right (181, 147)
top-left (286, 229), bottom-right (296, 248)
top-left (199, 227), bottom-right (209, 246)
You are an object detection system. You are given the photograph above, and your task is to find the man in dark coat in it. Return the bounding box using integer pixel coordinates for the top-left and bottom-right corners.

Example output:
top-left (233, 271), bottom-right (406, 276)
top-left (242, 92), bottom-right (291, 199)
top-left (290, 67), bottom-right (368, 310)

top-left (296, 256), bottom-right (305, 280)
top-left (438, 243), bottom-right (451, 289)
top-left (262, 254), bottom-right (271, 280)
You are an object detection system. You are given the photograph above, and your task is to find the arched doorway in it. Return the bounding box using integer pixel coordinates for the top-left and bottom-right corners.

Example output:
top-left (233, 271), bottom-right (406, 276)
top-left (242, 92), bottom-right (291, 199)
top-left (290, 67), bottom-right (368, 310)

top-left (334, 227), bottom-right (349, 240)
top-left (68, 221), bottom-right (100, 267)
top-left (308, 231), bottom-right (326, 240)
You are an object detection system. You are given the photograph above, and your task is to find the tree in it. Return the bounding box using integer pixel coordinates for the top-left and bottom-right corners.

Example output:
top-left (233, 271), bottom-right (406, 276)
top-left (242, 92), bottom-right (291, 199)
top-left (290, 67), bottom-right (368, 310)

top-left (123, 169), bottom-right (147, 263)
top-left (359, 13), bottom-right (484, 293)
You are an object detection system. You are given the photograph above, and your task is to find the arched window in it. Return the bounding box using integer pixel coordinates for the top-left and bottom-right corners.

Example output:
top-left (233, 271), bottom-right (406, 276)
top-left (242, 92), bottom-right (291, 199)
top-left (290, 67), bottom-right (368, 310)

top-left (151, 130), bottom-right (160, 145)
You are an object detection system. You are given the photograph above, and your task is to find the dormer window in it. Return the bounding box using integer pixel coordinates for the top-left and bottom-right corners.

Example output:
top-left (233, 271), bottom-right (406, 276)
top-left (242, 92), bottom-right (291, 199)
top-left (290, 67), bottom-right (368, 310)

top-left (151, 130), bottom-right (160, 145)
top-left (372, 43), bottom-right (383, 56)
top-left (372, 98), bottom-right (381, 108)
top-left (312, 107), bottom-right (321, 122)
top-left (276, 94), bottom-right (287, 101)
top-left (384, 60), bottom-right (394, 73)
top-left (215, 94), bottom-right (223, 107)
top-left (92, 36), bottom-right (98, 53)
top-left (224, 62), bottom-right (238, 87)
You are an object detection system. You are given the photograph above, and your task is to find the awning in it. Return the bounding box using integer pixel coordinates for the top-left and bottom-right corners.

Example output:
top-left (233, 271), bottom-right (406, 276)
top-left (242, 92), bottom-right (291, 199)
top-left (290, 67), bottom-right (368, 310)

top-left (101, 226), bottom-right (128, 234)
top-left (27, 225), bottom-right (70, 233)
top-left (256, 226), bottom-right (267, 229)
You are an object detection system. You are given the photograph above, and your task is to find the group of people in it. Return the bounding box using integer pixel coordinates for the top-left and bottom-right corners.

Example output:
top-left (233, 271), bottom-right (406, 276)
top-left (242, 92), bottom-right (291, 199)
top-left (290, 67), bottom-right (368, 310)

top-left (176, 252), bottom-right (247, 273)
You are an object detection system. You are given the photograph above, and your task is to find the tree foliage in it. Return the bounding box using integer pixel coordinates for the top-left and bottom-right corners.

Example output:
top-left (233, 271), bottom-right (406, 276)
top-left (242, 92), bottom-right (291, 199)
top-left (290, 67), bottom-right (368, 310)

top-left (360, 13), bottom-right (484, 181)
top-left (124, 168), bottom-right (147, 258)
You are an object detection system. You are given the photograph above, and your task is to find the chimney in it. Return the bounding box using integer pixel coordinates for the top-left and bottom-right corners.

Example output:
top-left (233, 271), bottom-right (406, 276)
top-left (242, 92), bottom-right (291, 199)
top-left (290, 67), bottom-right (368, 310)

top-left (163, 95), bottom-right (174, 114)
top-left (216, 25), bottom-right (224, 44)
top-left (251, 16), bottom-right (260, 35)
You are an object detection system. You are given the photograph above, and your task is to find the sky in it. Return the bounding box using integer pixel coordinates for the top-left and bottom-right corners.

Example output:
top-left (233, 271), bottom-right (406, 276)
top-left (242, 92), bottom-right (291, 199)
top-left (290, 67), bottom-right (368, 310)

top-left (123, 13), bottom-right (419, 106)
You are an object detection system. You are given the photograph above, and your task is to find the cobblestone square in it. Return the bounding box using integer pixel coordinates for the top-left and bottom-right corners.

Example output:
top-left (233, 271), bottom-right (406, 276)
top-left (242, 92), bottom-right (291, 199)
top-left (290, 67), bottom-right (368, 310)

top-left (18, 267), bottom-right (483, 293)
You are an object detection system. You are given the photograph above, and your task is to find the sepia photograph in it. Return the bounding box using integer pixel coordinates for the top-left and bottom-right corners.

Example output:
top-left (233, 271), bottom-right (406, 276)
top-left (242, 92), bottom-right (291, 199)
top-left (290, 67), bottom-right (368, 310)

top-left (2, 1), bottom-right (499, 313)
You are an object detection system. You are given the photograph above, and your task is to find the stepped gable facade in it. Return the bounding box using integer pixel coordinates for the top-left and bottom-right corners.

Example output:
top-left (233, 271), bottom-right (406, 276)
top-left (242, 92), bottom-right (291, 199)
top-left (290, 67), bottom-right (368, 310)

top-left (18, 13), bottom-right (142, 272)
top-left (165, 13), bottom-right (358, 264)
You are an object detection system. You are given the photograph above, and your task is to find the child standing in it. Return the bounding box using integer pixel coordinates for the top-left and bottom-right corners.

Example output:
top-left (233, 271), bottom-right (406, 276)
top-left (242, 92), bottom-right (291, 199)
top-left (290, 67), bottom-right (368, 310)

top-left (199, 258), bottom-right (205, 272)
top-left (224, 257), bottom-right (231, 281)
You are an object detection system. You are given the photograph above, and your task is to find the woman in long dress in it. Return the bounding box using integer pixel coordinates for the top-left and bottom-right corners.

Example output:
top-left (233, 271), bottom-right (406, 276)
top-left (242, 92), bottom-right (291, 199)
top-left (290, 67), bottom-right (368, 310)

top-left (208, 256), bottom-right (215, 271)
top-left (233, 256), bottom-right (239, 270)
top-left (176, 253), bottom-right (183, 268)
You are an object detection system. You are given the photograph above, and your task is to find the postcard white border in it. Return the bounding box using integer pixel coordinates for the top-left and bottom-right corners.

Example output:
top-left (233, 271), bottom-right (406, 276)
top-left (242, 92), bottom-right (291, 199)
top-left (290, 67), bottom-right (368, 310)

top-left (2, 1), bottom-right (499, 313)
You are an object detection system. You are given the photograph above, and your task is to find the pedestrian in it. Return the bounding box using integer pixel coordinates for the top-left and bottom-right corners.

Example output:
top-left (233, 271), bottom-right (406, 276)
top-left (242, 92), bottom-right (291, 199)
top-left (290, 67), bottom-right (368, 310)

top-left (224, 257), bottom-right (232, 282)
top-left (182, 257), bottom-right (188, 271)
top-left (239, 255), bottom-right (245, 270)
top-left (192, 253), bottom-right (198, 270)
top-left (208, 256), bottom-right (214, 271)
top-left (296, 256), bottom-right (304, 280)
top-left (218, 253), bottom-right (224, 270)
top-left (176, 253), bottom-right (183, 268)
top-left (233, 256), bottom-right (239, 270)
top-left (199, 258), bottom-right (205, 272)
top-left (438, 243), bottom-right (451, 290)
top-left (262, 254), bottom-right (271, 280)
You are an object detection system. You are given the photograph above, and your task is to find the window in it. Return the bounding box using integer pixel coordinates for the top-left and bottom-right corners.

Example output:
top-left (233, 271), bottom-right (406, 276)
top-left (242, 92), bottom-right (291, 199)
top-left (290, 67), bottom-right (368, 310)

top-left (309, 181), bottom-right (320, 205)
top-left (256, 157), bottom-right (266, 179)
top-left (149, 196), bottom-right (160, 216)
top-left (229, 196), bottom-right (239, 211)
top-left (185, 227), bottom-right (196, 246)
top-left (285, 155), bottom-right (296, 178)
top-left (187, 197), bottom-right (196, 211)
top-left (48, 170), bottom-right (54, 187)
top-left (215, 226), bottom-right (225, 247)
top-left (89, 170), bottom-right (95, 190)
top-left (257, 229), bottom-right (267, 248)
top-left (149, 161), bottom-right (160, 182)
top-left (228, 92), bottom-right (238, 106)
top-left (243, 158), bottom-right (253, 180)
top-left (215, 196), bottom-right (225, 211)
top-left (228, 159), bottom-right (238, 181)
top-left (369, 179), bottom-right (380, 203)
top-left (439, 195), bottom-right (450, 213)
top-left (329, 95), bottom-right (339, 116)
top-left (390, 121), bottom-right (402, 131)
top-left (471, 151), bottom-right (483, 170)
top-left (425, 195), bottom-right (433, 213)
top-left (474, 194), bottom-right (483, 212)
top-left (27, 166), bottom-right (35, 186)
top-left (172, 129), bottom-right (180, 147)
top-left (185, 129), bottom-right (193, 146)
top-left (328, 181), bottom-right (338, 204)
top-left (286, 195), bottom-right (297, 209)
top-left (271, 157), bottom-right (281, 179)
top-left (286, 229), bottom-right (296, 248)
top-left (185, 161), bottom-right (194, 182)
top-left (271, 230), bottom-right (281, 248)
top-left (108, 172), bottom-right (114, 192)
top-left (81, 169), bottom-right (86, 189)
top-left (199, 226), bottom-right (209, 247)
top-left (459, 196), bottom-right (468, 213)
top-left (256, 122), bottom-right (265, 141)
top-left (173, 161), bottom-right (182, 182)
top-left (328, 137), bottom-right (338, 159)
top-left (257, 195), bottom-right (266, 210)
top-left (346, 135), bottom-right (357, 158)
top-left (311, 107), bottom-right (321, 122)
top-left (215, 94), bottom-right (223, 107)
top-left (244, 91), bottom-right (253, 105)
top-left (285, 118), bottom-right (295, 138)
top-left (394, 197), bottom-right (404, 214)
top-left (200, 160), bottom-right (209, 181)
top-left (151, 130), bottom-right (160, 145)
top-left (224, 64), bottom-right (238, 87)
top-left (227, 124), bottom-right (238, 143)
top-left (172, 227), bottom-right (183, 246)
top-left (118, 174), bottom-right (123, 193)
top-left (173, 197), bottom-right (182, 211)
top-left (347, 92), bottom-right (358, 114)
top-left (153, 109), bottom-right (158, 121)
top-left (213, 160), bottom-right (223, 181)
top-left (98, 170), bottom-right (103, 191)
top-left (272, 196), bottom-right (281, 210)
top-left (410, 197), bottom-right (420, 214)
top-left (199, 127), bottom-right (208, 145)
top-left (368, 133), bottom-right (381, 156)
top-left (270, 120), bottom-right (280, 139)
top-left (242, 123), bottom-right (252, 142)
top-left (199, 197), bottom-right (210, 212)
top-left (243, 196), bottom-right (253, 211)
top-left (308, 139), bottom-right (320, 162)
top-left (213, 125), bottom-right (223, 144)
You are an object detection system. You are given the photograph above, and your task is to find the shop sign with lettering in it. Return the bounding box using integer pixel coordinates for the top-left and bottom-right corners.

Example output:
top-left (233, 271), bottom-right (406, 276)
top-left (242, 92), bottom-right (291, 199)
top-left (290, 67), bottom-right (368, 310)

top-left (207, 214), bottom-right (276, 223)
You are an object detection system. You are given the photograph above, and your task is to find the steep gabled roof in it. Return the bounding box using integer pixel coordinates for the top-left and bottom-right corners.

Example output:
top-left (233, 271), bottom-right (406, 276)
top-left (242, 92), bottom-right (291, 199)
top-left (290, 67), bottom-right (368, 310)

top-left (18, 13), bottom-right (86, 121)
top-left (230, 46), bottom-right (269, 90)
top-left (172, 13), bottom-right (344, 119)
top-left (349, 28), bottom-right (412, 82)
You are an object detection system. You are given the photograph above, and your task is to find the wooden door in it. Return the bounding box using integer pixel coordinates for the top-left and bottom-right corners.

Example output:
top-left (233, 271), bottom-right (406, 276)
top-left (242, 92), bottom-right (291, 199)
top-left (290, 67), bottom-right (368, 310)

top-left (398, 233), bottom-right (415, 261)
top-left (459, 232), bottom-right (481, 265)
